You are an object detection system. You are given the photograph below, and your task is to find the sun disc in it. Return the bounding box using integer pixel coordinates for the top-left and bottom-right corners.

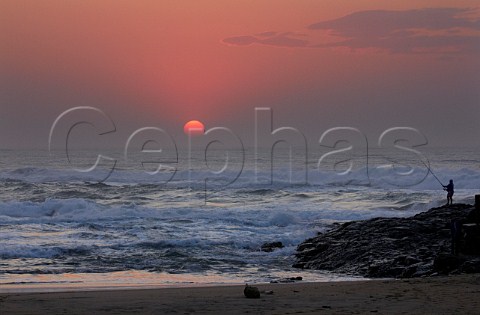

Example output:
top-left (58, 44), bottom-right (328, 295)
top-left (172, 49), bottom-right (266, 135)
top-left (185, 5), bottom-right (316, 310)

top-left (183, 120), bottom-right (205, 135)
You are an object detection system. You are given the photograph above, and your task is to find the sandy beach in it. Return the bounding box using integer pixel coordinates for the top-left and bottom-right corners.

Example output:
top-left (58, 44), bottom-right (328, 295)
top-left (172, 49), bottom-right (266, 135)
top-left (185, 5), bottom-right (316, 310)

top-left (2, 274), bottom-right (480, 314)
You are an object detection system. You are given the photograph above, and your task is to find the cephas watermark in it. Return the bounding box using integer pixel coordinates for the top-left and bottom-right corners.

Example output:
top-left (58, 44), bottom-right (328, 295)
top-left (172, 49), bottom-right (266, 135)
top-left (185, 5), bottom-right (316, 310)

top-left (49, 107), bottom-right (432, 201)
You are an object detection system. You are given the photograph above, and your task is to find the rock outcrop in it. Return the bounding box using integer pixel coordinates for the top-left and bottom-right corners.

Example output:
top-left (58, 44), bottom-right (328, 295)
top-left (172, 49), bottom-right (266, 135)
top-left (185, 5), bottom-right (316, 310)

top-left (261, 241), bottom-right (284, 252)
top-left (294, 204), bottom-right (480, 278)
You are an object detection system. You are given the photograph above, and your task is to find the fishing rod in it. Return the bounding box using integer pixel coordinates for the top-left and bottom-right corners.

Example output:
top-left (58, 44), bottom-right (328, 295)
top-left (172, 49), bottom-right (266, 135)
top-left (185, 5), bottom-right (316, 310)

top-left (421, 160), bottom-right (444, 187)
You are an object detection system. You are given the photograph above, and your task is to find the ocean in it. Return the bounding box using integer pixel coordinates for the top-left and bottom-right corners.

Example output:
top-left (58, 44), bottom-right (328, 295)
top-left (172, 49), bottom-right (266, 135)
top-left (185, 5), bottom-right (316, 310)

top-left (1, 146), bottom-right (479, 291)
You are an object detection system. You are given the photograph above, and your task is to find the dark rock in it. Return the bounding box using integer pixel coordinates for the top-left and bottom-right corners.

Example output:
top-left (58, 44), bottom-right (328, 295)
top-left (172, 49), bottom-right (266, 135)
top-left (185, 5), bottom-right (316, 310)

top-left (244, 284), bottom-right (260, 298)
top-left (433, 253), bottom-right (464, 274)
top-left (294, 203), bottom-right (479, 278)
top-left (459, 258), bottom-right (480, 273)
top-left (466, 208), bottom-right (480, 223)
top-left (261, 241), bottom-right (284, 252)
top-left (462, 224), bottom-right (480, 255)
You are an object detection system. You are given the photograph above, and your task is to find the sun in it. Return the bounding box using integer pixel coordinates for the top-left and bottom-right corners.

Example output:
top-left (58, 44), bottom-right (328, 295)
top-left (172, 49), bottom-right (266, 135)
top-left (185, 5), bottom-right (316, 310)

top-left (183, 120), bottom-right (205, 136)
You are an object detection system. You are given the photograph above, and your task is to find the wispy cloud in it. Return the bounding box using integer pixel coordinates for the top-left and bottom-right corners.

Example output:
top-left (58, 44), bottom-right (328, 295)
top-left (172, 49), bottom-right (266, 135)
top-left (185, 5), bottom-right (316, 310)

top-left (222, 7), bottom-right (480, 54)
top-left (223, 32), bottom-right (308, 48)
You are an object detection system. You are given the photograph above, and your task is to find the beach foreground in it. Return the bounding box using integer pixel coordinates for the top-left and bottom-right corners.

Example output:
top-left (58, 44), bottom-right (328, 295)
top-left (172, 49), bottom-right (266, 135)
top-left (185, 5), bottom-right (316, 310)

top-left (2, 274), bottom-right (480, 314)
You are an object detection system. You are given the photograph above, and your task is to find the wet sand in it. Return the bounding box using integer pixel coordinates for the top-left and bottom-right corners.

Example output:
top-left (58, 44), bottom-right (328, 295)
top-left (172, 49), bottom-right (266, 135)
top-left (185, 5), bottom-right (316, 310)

top-left (1, 274), bottom-right (480, 314)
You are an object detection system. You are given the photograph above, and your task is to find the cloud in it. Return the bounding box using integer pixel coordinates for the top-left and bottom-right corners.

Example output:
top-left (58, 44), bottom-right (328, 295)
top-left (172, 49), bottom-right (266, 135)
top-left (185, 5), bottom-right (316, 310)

top-left (308, 7), bottom-right (480, 54)
top-left (255, 31), bottom-right (278, 37)
top-left (223, 32), bottom-right (309, 48)
top-left (308, 8), bottom-right (479, 36)
top-left (223, 7), bottom-right (480, 54)
top-left (223, 35), bottom-right (258, 46)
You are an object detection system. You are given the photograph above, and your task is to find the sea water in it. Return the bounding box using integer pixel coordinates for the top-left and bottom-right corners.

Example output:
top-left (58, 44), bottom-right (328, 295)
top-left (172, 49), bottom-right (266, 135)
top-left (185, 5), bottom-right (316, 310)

top-left (1, 146), bottom-right (479, 291)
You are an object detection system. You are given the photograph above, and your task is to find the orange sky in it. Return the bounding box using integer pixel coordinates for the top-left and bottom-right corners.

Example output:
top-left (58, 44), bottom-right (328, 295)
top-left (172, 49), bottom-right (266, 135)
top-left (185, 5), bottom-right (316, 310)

top-left (1, 0), bottom-right (479, 148)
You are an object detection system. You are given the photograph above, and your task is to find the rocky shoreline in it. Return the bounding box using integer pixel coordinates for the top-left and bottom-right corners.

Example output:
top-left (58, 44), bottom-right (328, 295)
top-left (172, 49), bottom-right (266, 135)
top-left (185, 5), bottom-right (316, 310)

top-left (293, 204), bottom-right (480, 278)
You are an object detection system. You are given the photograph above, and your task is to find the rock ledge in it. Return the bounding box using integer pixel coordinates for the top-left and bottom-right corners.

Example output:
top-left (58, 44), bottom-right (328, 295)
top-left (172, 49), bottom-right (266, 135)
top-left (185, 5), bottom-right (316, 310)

top-left (294, 204), bottom-right (480, 278)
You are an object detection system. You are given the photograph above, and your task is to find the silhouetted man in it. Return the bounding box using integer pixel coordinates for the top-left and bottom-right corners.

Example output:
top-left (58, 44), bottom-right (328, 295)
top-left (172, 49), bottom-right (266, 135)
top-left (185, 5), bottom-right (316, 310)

top-left (443, 179), bottom-right (454, 206)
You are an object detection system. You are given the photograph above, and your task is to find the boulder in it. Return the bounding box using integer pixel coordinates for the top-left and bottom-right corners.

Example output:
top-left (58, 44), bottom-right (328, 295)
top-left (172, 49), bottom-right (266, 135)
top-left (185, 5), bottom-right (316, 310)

top-left (244, 285), bottom-right (260, 298)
